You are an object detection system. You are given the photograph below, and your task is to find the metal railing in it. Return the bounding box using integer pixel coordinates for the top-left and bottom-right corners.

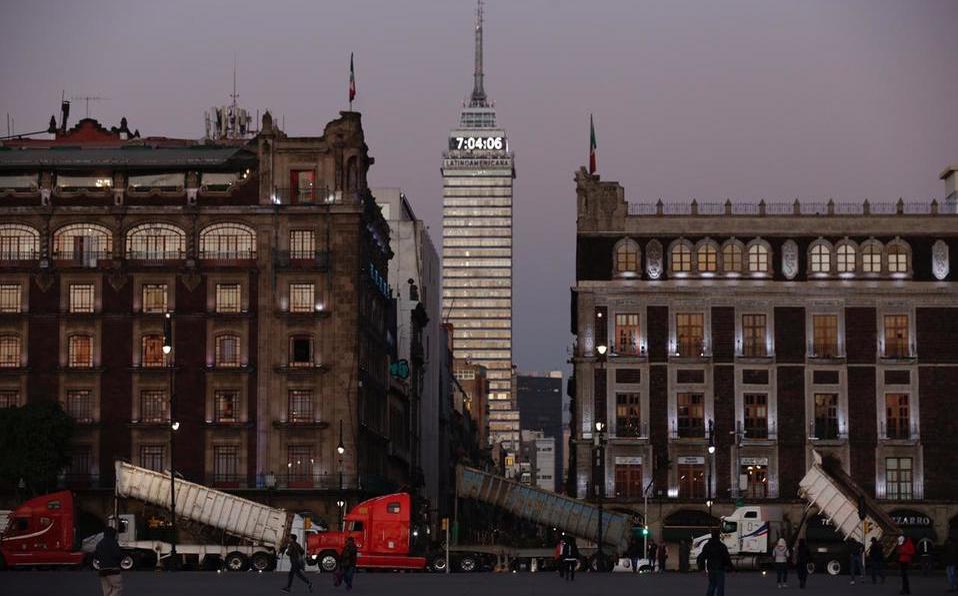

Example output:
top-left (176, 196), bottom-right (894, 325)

top-left (614, 420), bottom-right (648, 439)
top-left (274, 250), bottom-right (329, 268)
top-left (880, 420), bottom-right (918, 441)
top-left (808, 420), bottom-right (846, 440)
top-left (627, 198), bottom-right (953, 217)
top-left (271, 187), bottom-right (346, 205)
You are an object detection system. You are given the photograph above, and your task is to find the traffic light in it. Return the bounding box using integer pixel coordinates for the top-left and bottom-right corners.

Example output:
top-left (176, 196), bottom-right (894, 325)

top-left (642, 526), bottom-right (649, 537)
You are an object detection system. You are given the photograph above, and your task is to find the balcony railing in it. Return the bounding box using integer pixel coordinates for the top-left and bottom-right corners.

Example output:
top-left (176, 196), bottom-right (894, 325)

top-left (737, 419), bottom-right (778, 441)
top-left (126, 250), bottom-right (185, 263)
top-left (670, 420), bottom-right (705, 439)
top-left (52, 251), bottom-right (112, 268)
top-left (628, 198), bottom-right (951, 217)
top-left (274, 250), bottom-right (329, 269)
top-left (278, 472), bottom-right (358, 490)
top-left (615, 421), bottom-right (648, 439)
top-left (207, 473), bottom-right (247, 489)
top-left (271, 187), bottom-right (346, 205)
top-left (880, 421), bottom-right (918, 441)
top-left (808, 420), bottom-right (846, 440)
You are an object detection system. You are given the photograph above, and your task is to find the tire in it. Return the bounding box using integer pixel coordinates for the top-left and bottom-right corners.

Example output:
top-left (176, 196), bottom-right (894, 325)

top-left (319, 551), bottom-right (339, 573)
top-left (250, 552), bottom-right (274, 572)
top-left (119, 553), bottom-right (135, 571)
top-left (430, 554), bottom-right (448, 573)
top-left (805, 562), bottom-right (816, 575)
top-left (826, 559), bottom-right (842, 576)
top-left (224, 552), bottom-right (248, 572)
top-left (458, 555), bottom-right (478, 573)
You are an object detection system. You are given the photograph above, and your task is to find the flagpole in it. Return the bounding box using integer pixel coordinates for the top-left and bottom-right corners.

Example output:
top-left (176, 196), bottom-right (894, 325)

top-left (348, 52), bottom-right (356, 112)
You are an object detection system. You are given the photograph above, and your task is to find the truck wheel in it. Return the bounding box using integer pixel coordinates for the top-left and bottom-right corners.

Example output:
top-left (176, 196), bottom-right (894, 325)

top-left (458, 555), bottom-right (478, 572)
top-left (119, 553), bottom-right (135, 571)
top-left (319, 551), bottom-right (339, 573)
top-left (225, 552), bottom-right (248, 572)
top-left (430, 554), bottom-right (448, 572)
top-left (251, 552), bottom-right (274, 572)
top-left (826, 559), bottom-right (842, 576)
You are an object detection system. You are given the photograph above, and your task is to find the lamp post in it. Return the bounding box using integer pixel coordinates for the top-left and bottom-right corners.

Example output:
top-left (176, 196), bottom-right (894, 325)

top-left (707, 419), bottom-right (715, 524)
top-left (162, 312), bottom-right (177, 567)
top-left (593, 343), bottom-right (608, 571)
top-left (337, 420), bottom-right (346, 531)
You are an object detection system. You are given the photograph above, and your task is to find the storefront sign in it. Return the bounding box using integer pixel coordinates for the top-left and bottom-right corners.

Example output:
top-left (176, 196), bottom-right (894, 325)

top-left (891, 510), bottom-right (932, 527)
top-left (740, 457), bottom-right (769, 467)
top-left (615, 456), bottom-right (643, 465)
top-left (677, 456), bottom-right (704, 465)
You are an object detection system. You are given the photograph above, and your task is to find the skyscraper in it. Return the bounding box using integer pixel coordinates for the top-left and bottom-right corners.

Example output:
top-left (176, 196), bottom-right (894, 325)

top-left (442, 1), bottom-right (518, 447)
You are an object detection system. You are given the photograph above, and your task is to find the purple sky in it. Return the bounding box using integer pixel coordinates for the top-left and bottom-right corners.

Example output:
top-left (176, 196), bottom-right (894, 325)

top-left (3, 0), bottom-right (958, 374)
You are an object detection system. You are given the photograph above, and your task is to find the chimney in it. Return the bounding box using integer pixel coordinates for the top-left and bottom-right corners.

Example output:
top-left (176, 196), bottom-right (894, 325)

top-left (60, 100), bottom-right (71, 134)
top-left (941, 165), bottom-right (958, 214)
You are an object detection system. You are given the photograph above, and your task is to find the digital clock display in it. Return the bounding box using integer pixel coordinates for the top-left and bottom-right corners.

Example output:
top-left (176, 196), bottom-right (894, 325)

top-left (449, 136), bottom-right (505, 151)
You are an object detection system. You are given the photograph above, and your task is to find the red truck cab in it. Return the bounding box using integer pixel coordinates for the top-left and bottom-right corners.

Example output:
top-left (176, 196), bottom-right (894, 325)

top-left (307, 492), bottom-right (427, 571)
top-left (0, 491), bottom-right (86, 569)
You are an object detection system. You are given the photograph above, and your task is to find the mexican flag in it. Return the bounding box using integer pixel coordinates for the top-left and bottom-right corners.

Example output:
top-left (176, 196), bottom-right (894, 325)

top-left (349, 53), bottom-right (356, 104)
top-left (589, 114), bottom-right (597, 174)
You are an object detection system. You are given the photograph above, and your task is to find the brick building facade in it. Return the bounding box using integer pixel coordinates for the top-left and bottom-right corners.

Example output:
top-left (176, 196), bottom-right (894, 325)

top-left (0, 110), bottom-right (407, 517)
top-left (571, 165), bottom-right (958, 541)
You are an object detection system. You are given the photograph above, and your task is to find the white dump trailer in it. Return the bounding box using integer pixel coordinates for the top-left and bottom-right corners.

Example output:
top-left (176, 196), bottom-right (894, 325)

top-left (112, 461), bottom-right (311, 571)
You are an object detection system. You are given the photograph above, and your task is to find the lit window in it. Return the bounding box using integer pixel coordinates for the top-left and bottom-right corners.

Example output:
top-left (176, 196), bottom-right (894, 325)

top-left (68, 335), bottom-right (93, 368)
top-left (52, 223), bottom-right (113, 262)
top-left (885, 457), bottom-right (913, 500)
top-left (0, 224), bottom-right (40, 260)
top-left (742, 314), bottom-right (767, 357)
top-left (290, 230), bottom-right (316, 259)
top-left (614, 240), bottom-right (639, 276)
top-left (883, 314), bottom-right (909, 358)
top-left (199, 223), bottom-right (255, 259)
top-left (676, 392), bottom-right (705, 438)
top-left (696, 243), bottom-right (718, 273)
top-left (887, 242), bottom-right (909, 274)
top-left (810, 242), bottom-right (831, 274)
top-left (139, 390), bottom-right (167, 423)
top-left (836, 243), bottom-right (856, 274)
top-left (0, 284), bottom-right (21, 312)
top-left (289, 283), bottom-right (314, 313)
top-left (884, 393), bottom-right (910, 440)
top-left (288, 390), bottom-right (315, 423)
top-left (214, 391), bottom-right (239, 422)
top-left (288, 336), bottom-right (314, 367)
top-left (862, 242), bottom-right (883, 273)
top-left (0, 335), bottom-right (20, 367)
top-left (740, 463), bottom-right (768, 499)
top-left (676, 313), bottom-right (705, 356)
top-left (286, 445), bottom-right (314, 486)
top-left (615, 392), bottom-right (641, 437)
top-left (614, 313), bottom-right (640, 355)
top-left (65, 390), bottom-right (93, 423)
top-left (747, 243), bottom-right (769, 274)
top-left (743, 393), bottom-right (768, 438)
top-left (0, 390), bottom-right (20, 408)
top-left (812, 314), bottom-right (839, 358)
top-left (677, 460), bottom-right (706, 499)
top-left (215, 335), bottom-right (240, 367)
top-left (215, 283), bottom-right (241, 313)
top-left (141, 335), bottom-right (167, 367)
top-left (813, 393), bottom-right (839, 439)
top-left (126, 223), bottom-right (185, 260)
top-left (671, 242), bottom-right (692, 273)
top-left (722, 242), bottom-right (743, 273)
top-left (69, 284), bottom-right (95, 313)
top-left (142, 284), bottom-right (168, 314)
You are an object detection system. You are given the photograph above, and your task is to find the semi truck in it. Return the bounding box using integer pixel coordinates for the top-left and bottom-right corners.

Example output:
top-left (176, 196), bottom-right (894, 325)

top-left (0, 491), bottom-right (88, 569)
top-left (690, 451), bottom-right (901, 574)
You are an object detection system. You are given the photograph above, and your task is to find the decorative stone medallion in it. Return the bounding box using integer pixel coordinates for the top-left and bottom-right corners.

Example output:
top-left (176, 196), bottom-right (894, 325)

top-left (646, 239), bottom-right (663, 280)
top-left (933, 239), bottom-right (949, 280)
top-left (782, 240), bottom-right (799, 280)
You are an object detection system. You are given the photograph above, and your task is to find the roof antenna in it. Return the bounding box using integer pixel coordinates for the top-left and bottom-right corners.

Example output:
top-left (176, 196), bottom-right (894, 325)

top-left (470, 0), bottom-right (487, 107)
top-left (231, 52), bottom-right (239, 109)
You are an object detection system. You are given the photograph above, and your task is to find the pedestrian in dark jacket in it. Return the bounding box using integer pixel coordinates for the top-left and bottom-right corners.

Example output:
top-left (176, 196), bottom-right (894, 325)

top-left (697, 530), bottom-right (733, 596)
top-left (898, 536), bottom-right (916, 595)
top-left (868, 537), bottom-right (886, 584)
top-left (647, 540), bottom-right (658, 572)
top-left (627, 537), bottom-right (641, 573)
top-left (848, 538), bottom-right (865, 584)
top-left (281, 534), bottom-right (313, 593)
top-left (93, 527), bottom-right (124, 596)
top-left (795, 539), bottom-right (812, 589)
top-left (561, 536), bottom-right (579, 581)
top-left (943, 535), bottom-right (958, 592)
top-left (556, 536), bottom-right (567, 577)
top-left (658, 543), bottom-right (669, 572)
top-left (336, 537), bottom-right (358, 591)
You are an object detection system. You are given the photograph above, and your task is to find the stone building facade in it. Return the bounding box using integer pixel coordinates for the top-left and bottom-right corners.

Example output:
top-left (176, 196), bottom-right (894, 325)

top-left (0, 111), bottom-right (404, 517)
top-left (571, 165), bottom-right (958, 542)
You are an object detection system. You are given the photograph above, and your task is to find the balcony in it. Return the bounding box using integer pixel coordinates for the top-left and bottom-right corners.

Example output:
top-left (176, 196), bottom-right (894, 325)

top-left (614, 421), bottom-right (648, 439)
top-left (274, 250), bottom-right (329, 270)
top-left (880, 421), bottom-right (919, 442)
top-left (672, 340), bottom-right (708, 360)
top-left (271, 187), bottom-right (345, 205)
top-left (126, 250), bottom-right (185, 265)
top-left (809, 344), bottom-right (844, 361)
top-left (670, 420), bottom-right (705, 440)
top-left (52, 251), bottom-right (113, 269)
top-left (808, 420), bottom-right (846, 441)
top-left (278, 472), bottom-right (357, 490)
top-left (207, 473), bottom-right (248, 489)
top-left (740, 420), bottom-right (778, 442)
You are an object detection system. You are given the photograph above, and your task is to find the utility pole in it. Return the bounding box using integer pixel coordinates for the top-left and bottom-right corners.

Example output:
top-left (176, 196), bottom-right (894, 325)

top-left (162, 313), bottom-right (178, 569)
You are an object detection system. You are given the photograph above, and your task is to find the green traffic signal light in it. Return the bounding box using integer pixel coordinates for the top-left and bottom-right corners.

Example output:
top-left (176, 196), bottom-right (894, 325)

top-left (642, 526), bottom-right (649, 536)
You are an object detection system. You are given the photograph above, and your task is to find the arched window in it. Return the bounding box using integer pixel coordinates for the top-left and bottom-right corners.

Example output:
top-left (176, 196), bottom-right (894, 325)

top-left (746, 240), bottom-right (771, 275)
top-left (721, 240), bottom-right (744, 274)
top-left (200, 223), bottom-right (256, 260)
top-left (127, 223), bottom-right (185, 260)
top-left (809, 240), bottom-right (833, 275)
top-left (215, 334), bottom-right (241, 368)
top-left (53, 223), bottom-right (113, 261)
top-left (670, 240), bottom-right (693, 274)
top-left (0, 334), bottom-right (21, 367)
top-left (0, 224), bottom-right (40, 260)
top-left (862, 240), bottom-right (883, 274)
top-left (696, 240), bottom-right (719, 274)
top-left (613, 239), bottom-right (640, 277)
top-left (887, 239), bottom-right (910, 275)
top-left (835, 241), bottom-right (857, 274)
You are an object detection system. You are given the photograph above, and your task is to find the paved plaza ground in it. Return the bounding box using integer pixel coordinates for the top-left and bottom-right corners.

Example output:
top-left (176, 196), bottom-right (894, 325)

top-left (1, 569), bottom-right (949, 596)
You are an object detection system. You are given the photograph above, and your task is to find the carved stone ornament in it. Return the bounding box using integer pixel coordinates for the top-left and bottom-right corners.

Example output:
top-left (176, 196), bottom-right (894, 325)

top-left (782, 240), bottom-right (799, 280)
top-left (33, 271), bottom-right (55, 293)
top-left (646, 239), bottom-right (663, 280)
top-left (107, 270), bottom-right (128, 292)
top-left (181, 271), bottom-right (203, 292)
top-left (932, 239), bottom-right (949, 280)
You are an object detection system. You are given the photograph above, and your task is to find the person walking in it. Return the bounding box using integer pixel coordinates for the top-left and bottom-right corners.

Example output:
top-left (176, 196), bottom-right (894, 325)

top-left (868, 537), bottom-right (886, 584)
top-left (697, 529), bottom-right (733, 596)
top-left (680, 540), bottom-right (691, 573)
top-left (848, 538), bottom-right (865, 584)
top-left (560, 535), bottom-right (579, 581)
top-left (281, 534), bottom-right (313, 593)
top-left (943, 535), bottom-right (958, 592)
top-left (647, 539), bottom-right (658, 573)
top-left (658, 542), bottom-right (670, 573)
top-left (336, 537), bottom-right (358, 591)
top-left (897, 535), bottom-right (916, 595)
top-left (627, 536), bottom-right (641, 574)
top-left (93, 526), bottom-right (124, 596)
top-left (773, 537), bottom-right (789, 588)
top-left (795, 539), bottom-right (811, 589)
top-left (556, 535), bottom-right (567, 578)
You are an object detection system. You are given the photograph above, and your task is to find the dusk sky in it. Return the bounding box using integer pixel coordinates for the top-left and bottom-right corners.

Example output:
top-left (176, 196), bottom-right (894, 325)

top-left (2, 0), bottom-right (957, 374)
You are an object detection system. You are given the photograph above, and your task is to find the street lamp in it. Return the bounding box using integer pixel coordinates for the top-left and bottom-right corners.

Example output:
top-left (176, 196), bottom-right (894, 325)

top-left (707, 419), bottom-right (715, 523)
top-left (162, 312), bottom-right (177, 567)
top-left (337, 420), bottom-right (346, 530)
top-left (593, 420), bottom-right (607, 571)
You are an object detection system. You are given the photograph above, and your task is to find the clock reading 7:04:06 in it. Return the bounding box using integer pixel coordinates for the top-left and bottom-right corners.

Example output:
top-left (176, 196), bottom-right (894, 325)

top-left (451, 136), bottom-right (504, 151)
